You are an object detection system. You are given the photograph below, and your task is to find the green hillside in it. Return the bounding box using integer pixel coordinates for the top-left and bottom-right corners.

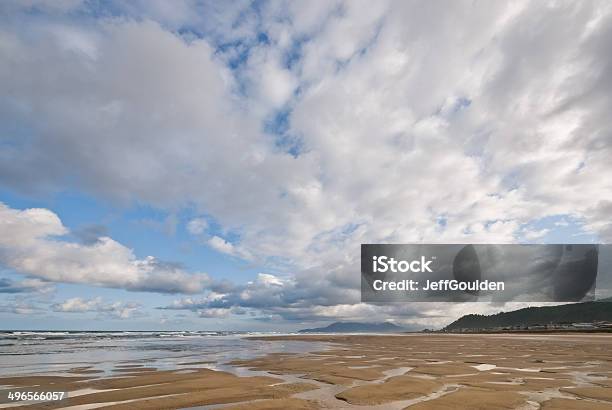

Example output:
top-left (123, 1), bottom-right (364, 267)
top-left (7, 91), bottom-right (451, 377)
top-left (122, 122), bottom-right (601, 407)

top-left (444, 299), bottom-right (612, 331)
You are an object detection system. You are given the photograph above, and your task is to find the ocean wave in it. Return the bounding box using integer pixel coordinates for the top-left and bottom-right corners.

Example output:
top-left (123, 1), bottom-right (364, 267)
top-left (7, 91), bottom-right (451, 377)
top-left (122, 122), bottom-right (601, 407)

top-left (0, 330), bottom-right (249, 342)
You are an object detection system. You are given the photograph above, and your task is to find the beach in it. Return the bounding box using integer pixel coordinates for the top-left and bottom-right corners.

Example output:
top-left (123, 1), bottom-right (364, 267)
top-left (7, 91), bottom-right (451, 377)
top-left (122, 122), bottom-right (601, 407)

top-left (1, 332), bottom-right (611, 409)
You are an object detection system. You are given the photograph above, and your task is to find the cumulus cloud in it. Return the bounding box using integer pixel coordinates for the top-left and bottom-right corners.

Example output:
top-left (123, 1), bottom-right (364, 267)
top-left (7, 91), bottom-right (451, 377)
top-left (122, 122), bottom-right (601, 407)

top-left (523, 228), bottom-right (550, 241)
top-left (0, 203), bottom-right (210, 294)
top-left (157, 272), bottom-right (426, 327)
top-left (207, 236), bottom-right (236, 255)
top-left (52, 297), bottom-right (142, 319)
top-left (188, 220), bottom-right (250, 259)
top-left (1, 1), bottom-right (612, 325)
top-left (159, 272), bottom-right (361, 322)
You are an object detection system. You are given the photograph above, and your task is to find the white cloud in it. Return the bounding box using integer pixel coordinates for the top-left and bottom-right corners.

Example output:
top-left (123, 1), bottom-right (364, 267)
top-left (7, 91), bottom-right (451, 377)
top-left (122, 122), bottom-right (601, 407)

top-left (523, 228), bottom-right (550, 241)
top-left (52, 297), bottom-right (142, 319)
top-left (53, 297), bottom-right (101, 312)
top-left (207, 236), bottom-right (235, 255)
top-left (256, 273), bottom-right (284, 287)
top-left (197, 308), bottom-right (232, 318)
top-left (1, 1), bottom-right (612, 324)
top-left (0, 203), bottom-right (210, 294)
top-left (186, 217), bottom-right (208, 235)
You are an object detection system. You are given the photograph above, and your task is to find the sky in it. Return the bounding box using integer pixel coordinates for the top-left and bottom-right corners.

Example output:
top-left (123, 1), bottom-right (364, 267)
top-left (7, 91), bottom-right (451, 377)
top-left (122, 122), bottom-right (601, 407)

top-left (0, 0), bottom-right (610, 331)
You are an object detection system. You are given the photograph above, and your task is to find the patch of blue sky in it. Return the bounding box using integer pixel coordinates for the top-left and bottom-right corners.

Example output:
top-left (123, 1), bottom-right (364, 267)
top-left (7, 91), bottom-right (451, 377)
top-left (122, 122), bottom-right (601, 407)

top-left (256, 31), bottom-right (269, 44)
top-left (519, 214), bottom-right (598, 244)
top-left (97, 208), bottom-right (263, 285)
top-left (284, 42), bottom-right (302, 69)
top-left (264, 108), bottom-right (304, 157)
top-left (177, 26), bottom-right (207, 42)
top-left (215, 39), bottom-right (252, 70)
top-left (213, 33), bottom-right (270, 99)
top-left (0, 189), bottom-right (264, 285)
top-left (78, 0), bottom-right (127, 19)
top-left (435, 96), bottom-right (472, 119)
top-left (436, 215), bottom-right (448, 229)
top-left (454, 97), bottom-right (472, 111)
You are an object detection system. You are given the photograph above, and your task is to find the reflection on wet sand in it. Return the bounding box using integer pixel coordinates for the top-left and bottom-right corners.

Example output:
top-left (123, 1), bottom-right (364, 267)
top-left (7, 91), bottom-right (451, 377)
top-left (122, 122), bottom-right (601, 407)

top-left (0, 334), bottom-right (611, 409)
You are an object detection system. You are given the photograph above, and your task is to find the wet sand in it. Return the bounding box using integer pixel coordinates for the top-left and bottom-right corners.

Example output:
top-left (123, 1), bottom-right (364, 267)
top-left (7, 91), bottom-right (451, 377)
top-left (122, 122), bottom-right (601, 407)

top-left (1, 334), bottom-right (611, 409)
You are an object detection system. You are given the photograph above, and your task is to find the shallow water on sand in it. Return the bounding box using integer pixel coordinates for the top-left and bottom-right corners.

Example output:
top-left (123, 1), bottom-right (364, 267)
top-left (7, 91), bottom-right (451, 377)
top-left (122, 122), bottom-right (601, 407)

top-left (0, 331), bottom-right (329, 377)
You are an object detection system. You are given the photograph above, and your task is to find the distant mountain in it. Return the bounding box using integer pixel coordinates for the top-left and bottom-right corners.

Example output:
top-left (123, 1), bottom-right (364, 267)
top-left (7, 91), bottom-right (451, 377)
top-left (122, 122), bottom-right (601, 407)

top-left (299, 321), bottom-right (405, 333)
top-left (444, 299), bottom-right (612, 331)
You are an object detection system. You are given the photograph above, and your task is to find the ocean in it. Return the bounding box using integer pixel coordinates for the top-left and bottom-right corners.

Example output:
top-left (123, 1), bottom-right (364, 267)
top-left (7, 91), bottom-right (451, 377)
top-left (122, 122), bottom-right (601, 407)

top-left (0, 331), bottom-right (326, 378)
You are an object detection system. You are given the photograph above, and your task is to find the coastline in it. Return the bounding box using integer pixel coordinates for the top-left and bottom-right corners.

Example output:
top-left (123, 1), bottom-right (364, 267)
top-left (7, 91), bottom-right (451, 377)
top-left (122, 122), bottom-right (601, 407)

top-left (0, 333), bottom-right (611, 409)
